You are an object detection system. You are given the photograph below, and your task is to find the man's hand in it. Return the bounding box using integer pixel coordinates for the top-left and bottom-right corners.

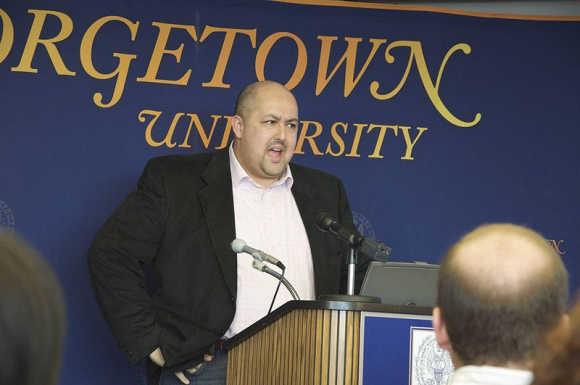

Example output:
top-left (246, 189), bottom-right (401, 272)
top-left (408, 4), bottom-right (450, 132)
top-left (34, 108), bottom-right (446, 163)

top-left (149, 348), bottom-right (214, 385)
top-left (174, 354), bottom-right (214, 385)
top-left (149, 347), bottom-right (166, 367)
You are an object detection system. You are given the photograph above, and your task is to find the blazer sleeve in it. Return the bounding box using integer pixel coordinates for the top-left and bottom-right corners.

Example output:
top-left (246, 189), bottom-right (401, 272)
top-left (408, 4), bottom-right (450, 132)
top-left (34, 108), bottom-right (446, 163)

top-left (88, 159), bottom-right (167, 364)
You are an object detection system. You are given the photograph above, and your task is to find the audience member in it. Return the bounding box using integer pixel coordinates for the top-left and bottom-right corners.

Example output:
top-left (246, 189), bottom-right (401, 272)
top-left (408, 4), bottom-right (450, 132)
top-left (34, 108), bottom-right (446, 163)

top-left (0, 232), bottom-right (66, 385)
top-left (433, 223), bottom-right (568, 385)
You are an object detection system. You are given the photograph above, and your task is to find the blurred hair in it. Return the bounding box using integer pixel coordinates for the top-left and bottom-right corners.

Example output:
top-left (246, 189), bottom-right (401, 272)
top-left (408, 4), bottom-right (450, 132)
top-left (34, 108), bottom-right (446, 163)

top-left (0, 232), bottom-right (66, 385)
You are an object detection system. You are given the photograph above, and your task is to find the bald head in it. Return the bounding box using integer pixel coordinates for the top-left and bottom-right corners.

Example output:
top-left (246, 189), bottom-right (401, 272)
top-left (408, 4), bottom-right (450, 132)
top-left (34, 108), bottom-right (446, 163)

top-left (446, 224), bottom-right (560, 300)
top-left (234, 80), bottom-right (298, 120)
top-left (436, 223), bottom-right (568, 367)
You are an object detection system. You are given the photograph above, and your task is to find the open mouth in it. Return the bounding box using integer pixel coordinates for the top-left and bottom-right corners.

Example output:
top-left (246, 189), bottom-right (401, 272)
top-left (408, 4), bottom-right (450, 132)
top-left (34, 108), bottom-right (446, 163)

top-left (267, 146), bottom-right (284, 162)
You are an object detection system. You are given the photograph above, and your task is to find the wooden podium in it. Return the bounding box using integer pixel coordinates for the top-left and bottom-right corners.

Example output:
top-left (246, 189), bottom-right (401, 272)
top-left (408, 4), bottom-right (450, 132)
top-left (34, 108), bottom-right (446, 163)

top-left (224, 300), bottom-right (431, 385)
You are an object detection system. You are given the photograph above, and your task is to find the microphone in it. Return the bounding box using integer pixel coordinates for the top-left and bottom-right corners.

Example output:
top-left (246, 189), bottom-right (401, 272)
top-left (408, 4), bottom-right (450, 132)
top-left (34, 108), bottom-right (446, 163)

top-left (357, 237), bottom-right (392, 262)
top-left (316, 212), bottom-right (363, 246)
top-left (231, 239), bottom-right (285, 269)
top-left (316, 212), bottom-right (391, 261)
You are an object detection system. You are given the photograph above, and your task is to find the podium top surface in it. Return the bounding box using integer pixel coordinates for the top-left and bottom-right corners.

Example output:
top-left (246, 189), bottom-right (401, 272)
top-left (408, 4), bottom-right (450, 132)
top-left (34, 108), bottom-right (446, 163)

top-left (224, 299), bottom-right (432, 350)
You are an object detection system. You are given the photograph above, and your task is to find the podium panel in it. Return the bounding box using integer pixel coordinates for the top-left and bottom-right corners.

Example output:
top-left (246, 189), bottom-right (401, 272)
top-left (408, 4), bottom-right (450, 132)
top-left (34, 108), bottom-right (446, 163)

top-left (227, 308), bottom-right (361, 385)
top-left (225, 301), bottom-right (448, 385)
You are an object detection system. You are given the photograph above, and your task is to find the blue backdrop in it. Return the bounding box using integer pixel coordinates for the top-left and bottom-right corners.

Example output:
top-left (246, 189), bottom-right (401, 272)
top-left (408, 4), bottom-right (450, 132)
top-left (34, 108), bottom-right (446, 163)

top-left (1, 1), bottom-right (578, 384)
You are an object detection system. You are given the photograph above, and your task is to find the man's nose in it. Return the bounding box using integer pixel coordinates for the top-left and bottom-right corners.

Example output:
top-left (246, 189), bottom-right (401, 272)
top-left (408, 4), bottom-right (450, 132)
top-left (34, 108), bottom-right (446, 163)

top-left (275, 122), bottom-right (287, 141)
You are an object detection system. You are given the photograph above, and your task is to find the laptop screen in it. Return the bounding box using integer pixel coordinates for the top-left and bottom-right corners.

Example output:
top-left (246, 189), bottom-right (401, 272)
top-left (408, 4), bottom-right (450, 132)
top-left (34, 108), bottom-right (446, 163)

top-left (359, 261), bottom-right (439, 307)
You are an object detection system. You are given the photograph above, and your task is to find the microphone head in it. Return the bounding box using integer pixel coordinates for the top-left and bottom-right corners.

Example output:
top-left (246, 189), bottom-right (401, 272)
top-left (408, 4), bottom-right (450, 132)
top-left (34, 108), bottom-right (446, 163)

top-left (359, 238), bottom-right (391, 262)
top-left (316, 212), bottom-right (335, 232)
top-left (231, 238), bottom-right (247, 253)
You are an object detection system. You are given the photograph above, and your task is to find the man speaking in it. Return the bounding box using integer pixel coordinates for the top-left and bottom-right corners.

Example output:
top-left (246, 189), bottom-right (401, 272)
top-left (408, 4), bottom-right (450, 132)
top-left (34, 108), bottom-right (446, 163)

top-left (88, 81), bottom-right (365, 385)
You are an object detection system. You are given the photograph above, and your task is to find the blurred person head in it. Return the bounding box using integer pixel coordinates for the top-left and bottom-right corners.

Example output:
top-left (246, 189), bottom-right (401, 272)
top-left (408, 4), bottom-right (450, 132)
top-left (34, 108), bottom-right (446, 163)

top-left (0, 232), bottom-right (66, 385)
top-left (532, 298), bottom-right (579, 385)
top-left (433, 223), bottom-right (568, 369)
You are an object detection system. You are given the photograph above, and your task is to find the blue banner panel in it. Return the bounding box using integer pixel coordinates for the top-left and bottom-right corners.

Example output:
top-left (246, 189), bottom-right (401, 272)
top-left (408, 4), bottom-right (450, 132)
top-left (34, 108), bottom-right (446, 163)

top-left (360, 313), bottom-right (452, 385)
top-left (1, 1), bottom-right (578, 384)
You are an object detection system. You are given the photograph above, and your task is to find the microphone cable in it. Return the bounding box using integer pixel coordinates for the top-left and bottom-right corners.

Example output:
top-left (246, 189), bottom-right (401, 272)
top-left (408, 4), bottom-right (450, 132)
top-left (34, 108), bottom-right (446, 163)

top-left (267, 265), bottom-right (285, 315)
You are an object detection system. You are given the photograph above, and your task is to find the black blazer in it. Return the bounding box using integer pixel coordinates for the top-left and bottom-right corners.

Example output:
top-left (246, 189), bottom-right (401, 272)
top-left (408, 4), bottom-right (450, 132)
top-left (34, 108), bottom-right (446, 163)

top-left (88, 149), bottom-right (360, 370)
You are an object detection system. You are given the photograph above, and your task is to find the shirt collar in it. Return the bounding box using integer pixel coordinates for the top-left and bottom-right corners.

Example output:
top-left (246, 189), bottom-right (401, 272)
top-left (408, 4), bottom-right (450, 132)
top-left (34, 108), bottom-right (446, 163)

top-left (453, 365), bottom-right (533, 385)
top-left (229, 143), bottom-right (294, 189)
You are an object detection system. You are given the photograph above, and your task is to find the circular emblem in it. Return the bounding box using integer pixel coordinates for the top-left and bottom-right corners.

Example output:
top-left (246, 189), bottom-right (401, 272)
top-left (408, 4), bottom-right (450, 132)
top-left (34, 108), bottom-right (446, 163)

top-left (0, 200), bottom-right (16, 232)
top-left (415, 335), bottom-right (453, 385)
top-left (352, 211), bottom-right (375, 238)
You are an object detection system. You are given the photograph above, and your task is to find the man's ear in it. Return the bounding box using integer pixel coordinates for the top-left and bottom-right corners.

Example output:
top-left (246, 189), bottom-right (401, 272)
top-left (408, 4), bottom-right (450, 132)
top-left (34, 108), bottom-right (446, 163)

top-left (560, 312), bottom-right (570, 335)
top-left (232, 115), bottom-right (244, 139)
top-left (433, 307), bottom-right (453, 353)
top-left (544, 313), bottom-right (571, 351)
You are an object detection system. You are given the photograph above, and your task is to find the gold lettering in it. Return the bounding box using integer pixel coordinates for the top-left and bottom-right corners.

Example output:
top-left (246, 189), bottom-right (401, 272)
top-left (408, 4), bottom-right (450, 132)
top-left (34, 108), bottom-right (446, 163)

top-left (295, 120), bottom-right (323, 156)
top-left (547, 239), bottom-right (566, 256)
top-left (139, 109), bottom-right (179, 148)
top-left (316, 36), bottom-right (386, 96)
top-left (369, 41), bottom-right (413, 101)
top-left (80, 16), bottom-right (139, 108)
top-left (345, 123), bottom-right (367, 158)
top-left (180, 113), bottom-right (222, 149)
top-left (200, 26), bottom-right (256, 88)
top-left (399, 126), bottom-right (428, 160)
top-left (0, 9), bottom-right (15, 64)
top-left (215, 116), bottom-right (235, 150)
top-left (371, 41), bottom-right (481, 128)
top-left (136, 22), bottom-right (197, 85)
top-left (325, 122), bottom-right (348, 157)
top-left (367, 124), bottom-right (398, 159)
top-left (416, 43), bottom-right (481, 128)
top-left (11, 9), bottom-right (75, 75)
top-left (255, 32), bottom-right (307, 90)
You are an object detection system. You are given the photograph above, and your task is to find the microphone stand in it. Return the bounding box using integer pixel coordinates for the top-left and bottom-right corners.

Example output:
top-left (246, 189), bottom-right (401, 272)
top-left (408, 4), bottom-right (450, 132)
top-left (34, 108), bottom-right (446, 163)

top-left (320, 234), bottom-right (380, 303)
top-left (347, 246), bottom-right (356, 296)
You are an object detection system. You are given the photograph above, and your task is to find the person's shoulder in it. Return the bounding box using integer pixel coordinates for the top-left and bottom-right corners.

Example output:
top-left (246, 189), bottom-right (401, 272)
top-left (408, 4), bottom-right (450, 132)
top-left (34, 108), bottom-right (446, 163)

top-left (290, 162), bottom-right (342, 185)
top-left (144, 151), bottom-right (219, 176)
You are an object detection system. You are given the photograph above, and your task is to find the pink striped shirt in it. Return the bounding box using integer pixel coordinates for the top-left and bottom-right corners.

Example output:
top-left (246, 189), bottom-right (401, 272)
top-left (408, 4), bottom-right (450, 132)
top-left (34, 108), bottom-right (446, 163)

top-left (224, 145), bottom-right (315, 338)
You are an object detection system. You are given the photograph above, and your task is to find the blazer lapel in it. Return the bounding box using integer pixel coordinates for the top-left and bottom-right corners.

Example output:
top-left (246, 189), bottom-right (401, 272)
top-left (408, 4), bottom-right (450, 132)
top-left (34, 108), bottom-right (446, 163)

top-left (198, 150), bottom-right (237, 300)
